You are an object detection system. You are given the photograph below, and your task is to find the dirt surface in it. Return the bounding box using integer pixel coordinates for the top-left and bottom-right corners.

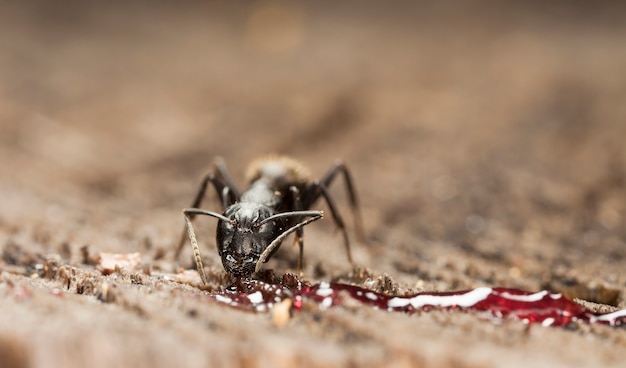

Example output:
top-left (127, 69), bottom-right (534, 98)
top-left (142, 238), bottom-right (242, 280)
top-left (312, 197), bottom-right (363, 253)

top-left (1, 1), bottom-right (626, 367)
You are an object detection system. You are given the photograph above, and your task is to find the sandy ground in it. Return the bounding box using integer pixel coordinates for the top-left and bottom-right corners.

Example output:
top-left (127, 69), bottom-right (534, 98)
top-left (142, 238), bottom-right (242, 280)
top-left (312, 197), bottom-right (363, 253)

top-left (1, 1), bottom-right (626, 367)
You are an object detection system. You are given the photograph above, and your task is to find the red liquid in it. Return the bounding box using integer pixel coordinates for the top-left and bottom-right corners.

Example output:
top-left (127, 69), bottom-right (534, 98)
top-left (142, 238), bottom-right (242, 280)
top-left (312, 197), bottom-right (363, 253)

top-left (207, 275), bottom-right (626, 327)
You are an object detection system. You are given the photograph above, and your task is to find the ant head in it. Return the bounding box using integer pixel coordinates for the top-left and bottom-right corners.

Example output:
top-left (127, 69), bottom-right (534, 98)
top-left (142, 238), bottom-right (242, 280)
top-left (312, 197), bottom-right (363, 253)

top-left (216, 203), bottom-right (277, 277)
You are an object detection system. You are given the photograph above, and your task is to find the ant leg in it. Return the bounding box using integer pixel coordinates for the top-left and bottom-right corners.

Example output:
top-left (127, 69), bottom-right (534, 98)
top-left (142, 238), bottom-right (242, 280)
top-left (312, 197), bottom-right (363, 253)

top-left (175, 172), bottom-right (228, 260)
top-left (307, 182), bottom-right (353, 263)
top-left (303, 160), bottom-right (365, 241)
top-left (214, 157), bottom-right (241, 200)
top-left (289, 186), bottom-right (305, 275)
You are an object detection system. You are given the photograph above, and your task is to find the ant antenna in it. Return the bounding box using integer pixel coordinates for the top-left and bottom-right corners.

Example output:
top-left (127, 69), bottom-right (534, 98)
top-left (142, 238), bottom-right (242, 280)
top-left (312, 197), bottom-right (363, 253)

top-left (259, 210), bottom-right (324, 225)
top-left (183, 208), bottom-right (232, 284)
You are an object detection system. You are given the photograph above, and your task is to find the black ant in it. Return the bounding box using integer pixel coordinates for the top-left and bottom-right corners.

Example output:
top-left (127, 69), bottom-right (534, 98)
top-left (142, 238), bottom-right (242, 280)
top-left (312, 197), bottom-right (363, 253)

top-left (176, 155), bottom-right (364, 283)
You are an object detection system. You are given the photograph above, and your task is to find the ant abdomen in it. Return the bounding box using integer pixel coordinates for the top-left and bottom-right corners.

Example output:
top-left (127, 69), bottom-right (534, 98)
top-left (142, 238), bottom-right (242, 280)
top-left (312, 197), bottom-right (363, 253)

top-left (245, 155), bottom-right (311, 190)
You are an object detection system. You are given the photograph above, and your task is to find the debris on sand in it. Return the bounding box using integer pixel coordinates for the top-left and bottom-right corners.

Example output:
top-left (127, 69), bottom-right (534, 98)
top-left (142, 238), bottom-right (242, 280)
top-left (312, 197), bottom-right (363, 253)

top-left (97, 252), bottom-right (142, 275)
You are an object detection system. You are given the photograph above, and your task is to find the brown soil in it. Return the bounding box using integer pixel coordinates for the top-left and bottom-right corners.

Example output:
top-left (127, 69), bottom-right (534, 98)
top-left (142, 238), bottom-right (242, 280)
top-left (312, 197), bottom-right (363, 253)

top-left (1, 1), bottom-right (625, 367)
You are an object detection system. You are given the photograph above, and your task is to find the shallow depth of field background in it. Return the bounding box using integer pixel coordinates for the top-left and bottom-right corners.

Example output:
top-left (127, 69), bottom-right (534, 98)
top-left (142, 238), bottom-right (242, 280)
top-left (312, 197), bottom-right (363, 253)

top-left (1, 1), bottom-right (625, 367)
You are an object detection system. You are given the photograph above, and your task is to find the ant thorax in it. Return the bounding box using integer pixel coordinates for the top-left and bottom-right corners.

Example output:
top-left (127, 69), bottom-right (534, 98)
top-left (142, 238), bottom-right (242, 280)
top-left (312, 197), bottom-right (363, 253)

top-left (240, 179), bottom-right (281, 208)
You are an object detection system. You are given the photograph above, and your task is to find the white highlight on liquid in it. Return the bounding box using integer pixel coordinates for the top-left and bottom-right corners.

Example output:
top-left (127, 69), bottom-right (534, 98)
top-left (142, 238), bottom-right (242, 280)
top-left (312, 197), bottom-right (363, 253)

top-left (248, 291), bottom-right (263, 304)
top-left (215, 295), bottom-right (233, 304)
top-left (499, 290), bottom-right (549, 302)
top-left (314, 282), bottom-right (335, 297)
top-left (387, 287), bottom-right (493, 309)
top-left (590, 309), bottom-right (626, 324)
top-left (321, 297), bottom-right (333, 309)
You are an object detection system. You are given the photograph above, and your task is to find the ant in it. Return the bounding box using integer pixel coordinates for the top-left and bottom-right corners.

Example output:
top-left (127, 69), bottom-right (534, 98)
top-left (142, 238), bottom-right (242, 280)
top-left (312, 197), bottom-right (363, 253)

top-left (176, 155), bottom-right (364, 283)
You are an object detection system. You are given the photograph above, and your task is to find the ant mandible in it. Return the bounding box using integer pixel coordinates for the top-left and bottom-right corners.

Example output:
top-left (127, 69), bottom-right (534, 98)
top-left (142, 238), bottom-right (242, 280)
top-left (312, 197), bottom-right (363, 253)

top-left (176, 155), bottom-right (364, 283)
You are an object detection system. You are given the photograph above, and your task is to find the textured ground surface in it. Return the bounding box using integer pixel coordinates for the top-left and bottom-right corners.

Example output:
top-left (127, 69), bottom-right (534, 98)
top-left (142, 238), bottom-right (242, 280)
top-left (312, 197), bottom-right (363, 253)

top-left (1, 1), bottom-right (626, 367)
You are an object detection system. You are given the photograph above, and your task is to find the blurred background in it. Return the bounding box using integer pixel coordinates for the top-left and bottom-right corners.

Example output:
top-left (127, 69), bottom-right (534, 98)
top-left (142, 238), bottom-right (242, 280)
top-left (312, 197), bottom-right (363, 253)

top-left (2, 2), bottom-right (626, 367)
top-left (1, 0), bottom-right (625, 295)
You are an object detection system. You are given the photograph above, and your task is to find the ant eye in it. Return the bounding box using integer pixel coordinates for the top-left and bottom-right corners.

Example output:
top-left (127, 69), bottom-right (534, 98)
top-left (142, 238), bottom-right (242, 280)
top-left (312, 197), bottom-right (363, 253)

top-left (257, 222), bottom-right (272, 233)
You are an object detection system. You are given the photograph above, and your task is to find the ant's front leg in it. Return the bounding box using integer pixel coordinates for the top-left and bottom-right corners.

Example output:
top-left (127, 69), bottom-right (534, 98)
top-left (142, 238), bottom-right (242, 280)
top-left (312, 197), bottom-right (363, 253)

top-left (301, 161), bottom-right (366, 264)
top-left (176, 158), bottom-right (242, 260)
top-left (175, 168), bottom-right (237, 261)
top-left (305, 182), bottom-right (353, 263)
top-left (175, 172), bottom-right (224, 260)
top-left (289, 186), bottom-right (305, 275)
top-left (303, 160), bottom-right (365, 242)
top-left (213, 157), bottom-right (241, 200)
